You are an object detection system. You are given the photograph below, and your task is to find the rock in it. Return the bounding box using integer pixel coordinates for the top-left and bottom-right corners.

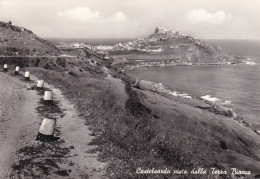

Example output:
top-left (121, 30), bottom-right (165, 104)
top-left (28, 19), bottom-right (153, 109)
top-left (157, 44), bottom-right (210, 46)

top-left (135, 79), bottom-right (164, 93)
top-left (217, 106), bottom-right (237, 118)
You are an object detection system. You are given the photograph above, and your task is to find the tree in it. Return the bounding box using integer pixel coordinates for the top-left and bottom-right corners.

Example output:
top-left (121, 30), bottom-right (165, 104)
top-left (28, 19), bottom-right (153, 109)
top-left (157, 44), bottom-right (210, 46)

top-left (8, 21), bottom-right (12, 25)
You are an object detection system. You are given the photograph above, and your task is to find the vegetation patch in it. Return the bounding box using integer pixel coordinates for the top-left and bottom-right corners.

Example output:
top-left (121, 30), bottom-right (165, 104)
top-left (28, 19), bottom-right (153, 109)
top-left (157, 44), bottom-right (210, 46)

top-left (11, 140), bottom-right (71, 178)
top-left (25, 67), bottom-right (196, 178)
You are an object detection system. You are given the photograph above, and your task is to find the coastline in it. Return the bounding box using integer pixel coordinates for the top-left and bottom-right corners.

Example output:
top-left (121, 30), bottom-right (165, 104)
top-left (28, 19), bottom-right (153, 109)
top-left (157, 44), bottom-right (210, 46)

top-left (117, 59), bottom-right (255, 71)
top-left (121, 56), bottom-right (260, 128)
top-left (120, 75), bottom-right (260, 178)
top-left (0, 60), bottom-right (259, 178)
top-left (114, 70), bottom-right (259, 134)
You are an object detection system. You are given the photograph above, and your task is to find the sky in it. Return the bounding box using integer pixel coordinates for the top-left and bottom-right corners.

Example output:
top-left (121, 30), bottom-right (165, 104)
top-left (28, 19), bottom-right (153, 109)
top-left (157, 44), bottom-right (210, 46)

top-left (0, 0), bottom-right (259, 39)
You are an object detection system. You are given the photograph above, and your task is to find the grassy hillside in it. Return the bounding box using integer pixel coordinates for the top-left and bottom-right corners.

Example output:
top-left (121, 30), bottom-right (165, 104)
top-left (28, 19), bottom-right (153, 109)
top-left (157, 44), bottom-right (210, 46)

top-left (13, 65), bottom-right (260, 178)
top-left (0, 21), bottom-right (59, 56)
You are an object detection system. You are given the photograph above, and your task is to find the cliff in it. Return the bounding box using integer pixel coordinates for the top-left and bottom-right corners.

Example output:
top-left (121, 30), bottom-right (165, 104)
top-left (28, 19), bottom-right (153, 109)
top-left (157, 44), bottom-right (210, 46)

top-left (0, 21), bottom-right (59, 56)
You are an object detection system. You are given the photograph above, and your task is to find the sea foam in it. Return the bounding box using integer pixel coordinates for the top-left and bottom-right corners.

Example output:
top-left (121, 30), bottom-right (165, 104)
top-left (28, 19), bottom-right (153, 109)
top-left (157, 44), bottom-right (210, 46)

top-left (242, 59), bottom-right (256, 65)
top-left (201, 95), bottom-right (221, 102)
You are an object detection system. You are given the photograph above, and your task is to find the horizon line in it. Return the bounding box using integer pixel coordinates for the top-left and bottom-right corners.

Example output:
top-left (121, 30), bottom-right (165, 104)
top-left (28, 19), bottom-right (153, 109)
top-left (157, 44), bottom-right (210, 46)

top-left (45, 37), bottom-right (260, 40)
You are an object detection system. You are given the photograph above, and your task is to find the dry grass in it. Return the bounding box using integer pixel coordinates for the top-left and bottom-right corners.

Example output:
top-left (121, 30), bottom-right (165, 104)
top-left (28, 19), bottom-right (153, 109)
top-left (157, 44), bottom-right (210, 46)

top-left (27, 67), bottom-right (197, 178)
top-left (135, 87), bottom-right (260, 176)
top-left (8, 58), bottom-right (258, 178)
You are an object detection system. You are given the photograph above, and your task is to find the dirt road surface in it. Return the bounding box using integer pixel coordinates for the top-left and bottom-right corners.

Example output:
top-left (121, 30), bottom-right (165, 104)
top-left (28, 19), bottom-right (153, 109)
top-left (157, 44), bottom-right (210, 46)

top-left (0, 72), bottom-right (106, 178)
top-left (0, 73), bottom-right (40, 178)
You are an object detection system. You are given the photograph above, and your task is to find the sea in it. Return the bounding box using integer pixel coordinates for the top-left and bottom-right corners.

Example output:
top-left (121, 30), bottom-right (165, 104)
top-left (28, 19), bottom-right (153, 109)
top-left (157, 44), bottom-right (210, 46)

top-left (49, 38), bottom-right (260, 130)
top-left (127, 39), bottom-right (260, 130)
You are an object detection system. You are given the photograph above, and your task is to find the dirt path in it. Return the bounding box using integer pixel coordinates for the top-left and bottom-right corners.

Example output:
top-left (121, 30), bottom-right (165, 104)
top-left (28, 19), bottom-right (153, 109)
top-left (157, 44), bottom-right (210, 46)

top-left (40, 79), bottom-right (107, 178)
top-left (0, 73), bottom-right (40, 178)
top-left (0, 72), bottom-right (106, 178)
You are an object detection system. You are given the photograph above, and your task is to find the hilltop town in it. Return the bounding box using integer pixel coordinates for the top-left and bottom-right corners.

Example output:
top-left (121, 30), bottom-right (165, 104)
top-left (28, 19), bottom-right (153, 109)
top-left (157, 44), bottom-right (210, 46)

top-left (106, 27), bottom-right (240, 66)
